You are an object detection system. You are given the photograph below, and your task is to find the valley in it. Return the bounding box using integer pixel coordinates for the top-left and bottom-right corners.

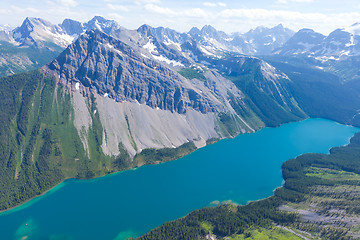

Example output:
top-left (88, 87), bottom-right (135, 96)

top-left (0, 14), bottom-right (360, 240)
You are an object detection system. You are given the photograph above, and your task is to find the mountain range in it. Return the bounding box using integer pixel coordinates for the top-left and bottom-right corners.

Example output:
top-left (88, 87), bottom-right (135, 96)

top-left (1, 16), bottom-right (359, 80)
top-left (1, 15), bottom-right (360, 214)
top-left (0, 16), bottom-right (296, 76)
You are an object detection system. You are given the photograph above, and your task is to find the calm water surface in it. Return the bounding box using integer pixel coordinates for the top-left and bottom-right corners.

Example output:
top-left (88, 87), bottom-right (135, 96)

top-left (0, 118), bottom-right (359, 240)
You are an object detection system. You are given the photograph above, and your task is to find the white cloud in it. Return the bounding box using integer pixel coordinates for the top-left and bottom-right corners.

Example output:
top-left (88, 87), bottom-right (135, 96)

top-left (277, 0), bottom-right (314, 4)
top-left (216, 8), bottom-right (360, 34)
top-left (203, 2), bottom-right (226, 7)
top-left (219, 8), bottom-right (322, 21)
top-left (10, 6), bottom-right (39, 14)
top-left (183, 8), bottom-right (208, 18)
top-left (57, 0), bottom-right (78, 7)
top-left (144, 4), bottom-right (175, 15)
top-left (145, 4), bottom-right (208, 18)
top-left (107, 13), bottom-right (124, 21)
top-left (107, 4), bottom-right (129, 11)
top-left (203, 2), bottom-right (217, 7)
top-left (135, 0), bottom-right (161, 4)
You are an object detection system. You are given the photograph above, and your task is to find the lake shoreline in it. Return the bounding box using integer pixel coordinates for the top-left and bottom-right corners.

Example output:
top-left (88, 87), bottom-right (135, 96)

top-left (0, 118), bottom-right (335, 215)
top-left (1, 118), bottom-right (357, 240)
top-left (0, 178), bottom-right (70, 215)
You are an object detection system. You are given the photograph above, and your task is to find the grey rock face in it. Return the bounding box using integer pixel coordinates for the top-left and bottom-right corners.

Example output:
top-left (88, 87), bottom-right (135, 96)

top-left (136, 25), bottom-right (193, 67)
top-left (49, 30), bottom-right (218, 114)
top-left (61, 19), bottom-right (84, 36)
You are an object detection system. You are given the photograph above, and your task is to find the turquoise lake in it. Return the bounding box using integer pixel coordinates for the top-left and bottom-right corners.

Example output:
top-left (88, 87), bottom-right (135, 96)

top-left (0, 118), bottom-right (359, 240)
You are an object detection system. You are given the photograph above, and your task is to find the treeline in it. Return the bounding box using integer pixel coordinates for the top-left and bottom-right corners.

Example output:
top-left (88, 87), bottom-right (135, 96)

top-left (0, 69), bottom-right (203, 211)
top-left (223, 58), bottom-right (306, 128)
top-left (0, 71), bottom-right (71, 209)
top-left (133, 142), bottom-right (197, 166)
top-left (134, 132), bottom-right (360, 239)
top-left (266, 57), bottom-right (360, 127)
top-left (135, 201), bottom-right (296, 240)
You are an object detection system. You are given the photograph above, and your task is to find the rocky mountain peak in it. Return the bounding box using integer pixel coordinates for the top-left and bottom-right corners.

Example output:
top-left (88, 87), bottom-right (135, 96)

top-left (48, 29), bottom-right (220, 114)
top-left (201, 25), bottom-right (217, 33)
top-left (274, 23), bottom-right (284, 29)
top-left (12, 17), bottom-right (60, 46)
top-left (61, 19), bottom-right (83, 36)
top-left (84, 16), bottom-right (120, 35)
top-left (137, 24), bottom-right (153, 36)
top-left (188, 27), bottom-right (201, 36)
top-left (286, 28), bottom-right (325, 45)
top-left (200, 25), bottom-right (228, 39)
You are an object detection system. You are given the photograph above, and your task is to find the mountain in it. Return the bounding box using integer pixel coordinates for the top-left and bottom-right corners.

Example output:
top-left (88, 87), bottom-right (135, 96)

top-left (186, 24), bottom-right (295, 56)
top-left (273, 28), bottom-right (326, 55)
top-left (0, 16), bottom-right (192, 77)
top-left (3, 16), bottom-right (360, 80)
top-left (274, 23), bottom-right (360, 60)
top-left (0, 28), bottom-right (308, 210)
top-left (243, 24), bottom-right (295, 55)
top-left (0, 16), bottom-right (298, 77)
top-left (12, 17), bottom-right (74, 48)
top-left (0, 17), bottom-right (71, 77)
top-left (188, 25), bottom-right (233, 54)
top-left (0, 16), bottom-right (130, 77)
top-left (314, 24), bottom-right (360, 58)
top-left (60, 18), bottom-right (84, 36)
top-left (136, 24), bottom-right (193, 67)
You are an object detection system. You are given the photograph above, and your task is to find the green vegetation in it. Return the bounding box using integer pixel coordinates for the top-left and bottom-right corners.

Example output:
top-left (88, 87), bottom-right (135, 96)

top-left (206, 138), bottom-right (220, 145)
top-left (134, 142), bottom-right (197, 166)
top-left (215, 57), bottom-right (307, 128)
top-left (228, 226), bottom-right (303, 240)
top-left (264, 56), bottom-right (360, 127)
top-left (0, 41), bottom-right (63, 77)
top-left (0, 69), bottom-right (204, 211)
top-left (0, 70), bottom-right (64, 209)
top-left (178, 67), bottom-right (206, 81)
top-left (135, 132), bottom-right (360, 240)
top-left (305, 167), bottom-right (360, 181)
top-left (135, 199), bottom-right (297, 240)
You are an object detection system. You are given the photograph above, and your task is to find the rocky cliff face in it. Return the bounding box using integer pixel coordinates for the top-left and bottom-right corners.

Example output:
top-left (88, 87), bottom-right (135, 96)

top-left (43, 29), bottom-right (305, 157)
top-left (49, 30), bottom-right (220, 114)
top-left (45, 30), bottom-right (260, 157)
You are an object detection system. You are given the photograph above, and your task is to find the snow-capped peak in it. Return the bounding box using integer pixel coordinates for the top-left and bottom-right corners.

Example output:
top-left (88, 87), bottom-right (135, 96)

top-left (343, 22), bottom-right (360, 36)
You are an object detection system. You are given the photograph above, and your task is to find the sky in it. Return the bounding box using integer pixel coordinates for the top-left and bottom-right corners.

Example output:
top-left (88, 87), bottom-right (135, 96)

top-left (0, 0), bottom-right (359, 35)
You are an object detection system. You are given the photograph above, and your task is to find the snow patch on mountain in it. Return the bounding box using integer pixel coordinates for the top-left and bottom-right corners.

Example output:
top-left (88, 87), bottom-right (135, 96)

top-left (163, 38), bottom-right (182, 51)
top-left (143, 38), bottom-right (158, 54)
top-left (344, 23), bottom-right (360, 36)
top-left (152, 54), bottom-right (184, 67)
top-left (104, 42), bottom-right (123, 55)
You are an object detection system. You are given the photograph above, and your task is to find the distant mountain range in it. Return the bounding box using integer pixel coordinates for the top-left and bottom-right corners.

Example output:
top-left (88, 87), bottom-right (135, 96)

top-left (274, 23), bottom-right (360, 60)
top-left (0, 16), bottom-right (294, 55)
top-left (0, 16), bottom-right (359, 77)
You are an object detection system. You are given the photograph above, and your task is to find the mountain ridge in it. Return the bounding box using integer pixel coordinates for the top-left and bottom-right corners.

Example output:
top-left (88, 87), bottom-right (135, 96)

top-left (1, 15), bottom-right (360, 214)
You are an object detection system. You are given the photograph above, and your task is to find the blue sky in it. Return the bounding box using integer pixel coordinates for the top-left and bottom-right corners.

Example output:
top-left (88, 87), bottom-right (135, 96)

top-left (0, 0), bottom-right (359, 34)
